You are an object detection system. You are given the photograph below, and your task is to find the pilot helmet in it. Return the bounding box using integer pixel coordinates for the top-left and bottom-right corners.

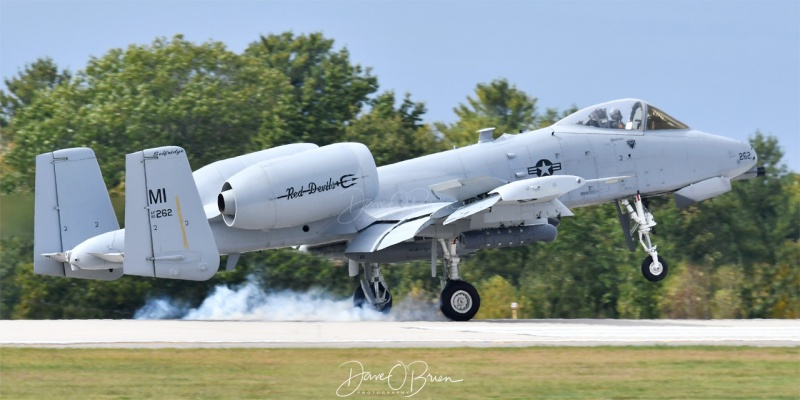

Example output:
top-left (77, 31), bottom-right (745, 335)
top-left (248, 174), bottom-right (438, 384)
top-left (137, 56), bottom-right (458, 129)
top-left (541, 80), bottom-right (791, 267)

top-left (609, 107), bottom-right (623, 121)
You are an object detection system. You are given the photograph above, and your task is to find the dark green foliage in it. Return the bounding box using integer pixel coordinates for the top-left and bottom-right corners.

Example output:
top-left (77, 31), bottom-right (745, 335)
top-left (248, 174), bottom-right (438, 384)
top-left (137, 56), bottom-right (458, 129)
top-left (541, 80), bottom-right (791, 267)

top-left (0, 58), bottom-right (71, 129)
top-left (344, 91), bottom-right (444, 165)
top-left (243, 32), bottom-right (378, 147)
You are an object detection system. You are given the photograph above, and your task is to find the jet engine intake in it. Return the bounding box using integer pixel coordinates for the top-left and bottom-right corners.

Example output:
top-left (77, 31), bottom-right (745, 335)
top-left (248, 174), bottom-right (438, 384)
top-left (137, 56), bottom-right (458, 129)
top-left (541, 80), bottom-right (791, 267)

top-left (218, 143), bottom-right (378, 230)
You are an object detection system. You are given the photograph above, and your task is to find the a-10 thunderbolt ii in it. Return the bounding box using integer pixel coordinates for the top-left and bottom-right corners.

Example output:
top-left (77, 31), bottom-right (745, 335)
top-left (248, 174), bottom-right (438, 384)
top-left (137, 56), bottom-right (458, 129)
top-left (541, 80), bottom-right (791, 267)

top-left (34, 99), bottom-right (763, 321)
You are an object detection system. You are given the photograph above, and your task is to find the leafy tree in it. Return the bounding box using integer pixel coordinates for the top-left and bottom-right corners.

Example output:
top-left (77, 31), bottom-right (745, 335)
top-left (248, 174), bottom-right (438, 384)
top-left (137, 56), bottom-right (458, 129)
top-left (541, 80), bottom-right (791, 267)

top-left (0, 237), bottom-right (32, 318)
top-left (344, 91), bottom-right (443, 165)
top-left (435, 78), bottom-right (538, 147)
top-left (658, 263), bottom-right (712, 319)
top-left (475, 275), bottom-right (531, 319)
top-left (668, 133), bottom-right (799, 317)
top-left (2, 36), bottom-right (294, 193)
top-left (243, 32), bottom-right (378, 147)
top-left (434, 78), bottom-right (578, 149)
top-left (538, 105), bottom-right (579, 128)
top-left (674, 133), bottom-right (792, 266)
top-left (1, 33), bottom-right (383, 194)
top-left (0, 58), bottom-right (71, 130)
top-left (710, 265), bottom-right (745, 318)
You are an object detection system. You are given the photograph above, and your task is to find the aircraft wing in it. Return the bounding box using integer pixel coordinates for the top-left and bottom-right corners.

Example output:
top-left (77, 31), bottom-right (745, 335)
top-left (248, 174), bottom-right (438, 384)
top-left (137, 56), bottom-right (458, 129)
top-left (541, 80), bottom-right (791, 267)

top-left (346, 202), bottom-right (454, 253)
top-left (443, 175), bottom-right (587, 225)
top-left (344, 174), bottom-right (596, 254)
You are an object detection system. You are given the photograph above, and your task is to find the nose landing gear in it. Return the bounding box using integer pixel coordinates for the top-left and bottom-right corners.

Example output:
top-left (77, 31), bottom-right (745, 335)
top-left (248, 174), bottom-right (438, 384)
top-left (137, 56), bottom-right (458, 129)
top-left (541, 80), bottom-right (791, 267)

top-left (620, 194), bottom-right (669, 282)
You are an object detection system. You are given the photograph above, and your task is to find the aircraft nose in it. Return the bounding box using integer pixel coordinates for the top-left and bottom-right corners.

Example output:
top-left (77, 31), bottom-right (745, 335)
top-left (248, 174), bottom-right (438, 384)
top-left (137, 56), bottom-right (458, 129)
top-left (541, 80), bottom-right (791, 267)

top-left (741, 141), bottom-right (757, 166)
top-left (731, 140), bottom-right (758, 177)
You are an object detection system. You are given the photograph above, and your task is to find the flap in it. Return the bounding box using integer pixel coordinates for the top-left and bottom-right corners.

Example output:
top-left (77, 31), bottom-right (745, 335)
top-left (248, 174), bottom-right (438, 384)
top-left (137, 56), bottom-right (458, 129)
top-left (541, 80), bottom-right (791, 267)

top-left (347, 202), bottom-right (454, 253)
top-left (360, 202), bottom-right (455, 222)
top-left (345, 223), bottom-right (396, 253)
top-left (443, 194), bottom-right (501, 225)
top-left (377, 217), bottom-right (434, 250)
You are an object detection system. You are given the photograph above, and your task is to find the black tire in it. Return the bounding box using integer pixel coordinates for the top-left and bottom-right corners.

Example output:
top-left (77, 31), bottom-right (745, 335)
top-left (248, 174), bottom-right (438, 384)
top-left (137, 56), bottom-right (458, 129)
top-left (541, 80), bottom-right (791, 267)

top-left (439, 280), bottom-right (481, 321)
top-left (353, 285), bottom-right (367, 308)
top-left (641, 255), bottom-right (668, 282)
top-left (353, 284), bottom-right (392, 314)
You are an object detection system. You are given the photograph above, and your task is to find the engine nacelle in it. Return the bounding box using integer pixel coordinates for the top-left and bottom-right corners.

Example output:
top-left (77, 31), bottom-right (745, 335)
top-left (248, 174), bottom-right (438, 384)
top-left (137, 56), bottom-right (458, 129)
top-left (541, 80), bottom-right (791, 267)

top-left (194, 143), bottom-right (319, 217)
top-left (218, 143), bottom-right (378, 230)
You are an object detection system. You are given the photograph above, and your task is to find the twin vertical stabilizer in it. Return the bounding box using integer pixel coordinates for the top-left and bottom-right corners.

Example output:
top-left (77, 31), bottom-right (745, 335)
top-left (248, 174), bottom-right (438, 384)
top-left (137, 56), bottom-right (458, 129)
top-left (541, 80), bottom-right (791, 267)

top-left (34, 148), bottom-right (123, 280)
top-left (124, 146), bottom-right (220, 280)
top-left (34, 146), bottom-right (220, 281)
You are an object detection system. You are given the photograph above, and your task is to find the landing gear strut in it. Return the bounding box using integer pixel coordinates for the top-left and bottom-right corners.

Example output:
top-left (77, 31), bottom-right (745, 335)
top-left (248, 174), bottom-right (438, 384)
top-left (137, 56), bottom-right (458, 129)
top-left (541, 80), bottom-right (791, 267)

top-left (436, 239), bottom-right (481, 321)
top-left (353, 263), bottom-right (392, 313)
top-left (621, 194), bottom-right (669, 282)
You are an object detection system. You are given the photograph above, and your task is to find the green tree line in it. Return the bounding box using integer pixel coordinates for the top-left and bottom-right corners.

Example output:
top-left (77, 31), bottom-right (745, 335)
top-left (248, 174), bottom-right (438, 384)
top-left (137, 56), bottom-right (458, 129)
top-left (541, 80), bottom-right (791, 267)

top-left (1, 33), bottom-right (797, 319)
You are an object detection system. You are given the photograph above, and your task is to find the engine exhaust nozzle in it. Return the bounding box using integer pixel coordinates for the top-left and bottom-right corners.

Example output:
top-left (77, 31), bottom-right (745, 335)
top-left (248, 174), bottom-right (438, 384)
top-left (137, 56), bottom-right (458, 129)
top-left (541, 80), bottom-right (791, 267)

top-left (218, 186), bottom-right (236, 216)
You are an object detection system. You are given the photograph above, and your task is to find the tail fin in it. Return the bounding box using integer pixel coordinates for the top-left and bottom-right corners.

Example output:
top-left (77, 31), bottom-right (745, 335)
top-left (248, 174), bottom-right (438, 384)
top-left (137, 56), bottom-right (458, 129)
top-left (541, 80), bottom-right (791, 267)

top-left (123, 146), bottom-right (220, 281)
top-left (33, 148), bottom-right (123, 280)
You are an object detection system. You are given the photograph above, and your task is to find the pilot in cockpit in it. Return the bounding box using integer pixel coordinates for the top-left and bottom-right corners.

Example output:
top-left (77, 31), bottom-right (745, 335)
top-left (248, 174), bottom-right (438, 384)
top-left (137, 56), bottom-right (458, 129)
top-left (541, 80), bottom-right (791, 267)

top-left (609, 108), bottom-right (625, 129)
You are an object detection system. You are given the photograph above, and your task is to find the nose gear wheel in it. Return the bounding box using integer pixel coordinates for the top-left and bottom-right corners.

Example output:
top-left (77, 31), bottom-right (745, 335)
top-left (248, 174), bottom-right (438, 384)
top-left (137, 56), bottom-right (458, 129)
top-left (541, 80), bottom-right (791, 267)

top-left (641, 255), bottom-right (668, 282)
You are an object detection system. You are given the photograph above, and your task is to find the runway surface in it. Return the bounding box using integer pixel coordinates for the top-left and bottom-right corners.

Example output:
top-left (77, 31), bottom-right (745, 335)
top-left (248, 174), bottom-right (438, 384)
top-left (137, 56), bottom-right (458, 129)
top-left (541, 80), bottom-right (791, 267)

top-left (1, 319), bottom-right (798, 348)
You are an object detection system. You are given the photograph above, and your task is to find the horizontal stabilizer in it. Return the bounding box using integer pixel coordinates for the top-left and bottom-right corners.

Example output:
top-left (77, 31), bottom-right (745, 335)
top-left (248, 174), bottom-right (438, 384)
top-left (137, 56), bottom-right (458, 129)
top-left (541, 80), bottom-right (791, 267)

top-left (124, 146), bottom-right (220, 281)
top-left (91, 252), bottom-right (125, 263)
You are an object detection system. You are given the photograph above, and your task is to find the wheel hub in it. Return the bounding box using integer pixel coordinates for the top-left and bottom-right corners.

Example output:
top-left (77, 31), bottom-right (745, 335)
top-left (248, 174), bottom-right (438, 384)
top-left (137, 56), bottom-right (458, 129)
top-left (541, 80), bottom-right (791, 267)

top-left (649, 261), bottom-right (663, 275)
top-left (450, 290), bottom-right (473, 313)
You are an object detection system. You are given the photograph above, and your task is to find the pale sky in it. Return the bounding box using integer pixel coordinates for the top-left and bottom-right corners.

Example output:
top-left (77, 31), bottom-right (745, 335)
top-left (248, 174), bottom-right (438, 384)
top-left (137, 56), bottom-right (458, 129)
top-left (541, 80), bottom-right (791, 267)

top-left (2, 0), bottom-right (798, 171)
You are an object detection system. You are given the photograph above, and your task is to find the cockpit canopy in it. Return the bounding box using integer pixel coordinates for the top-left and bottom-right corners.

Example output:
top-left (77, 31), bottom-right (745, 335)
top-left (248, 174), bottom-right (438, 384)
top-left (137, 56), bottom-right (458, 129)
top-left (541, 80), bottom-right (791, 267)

top-left (555, 99), bottom-right (689, 131)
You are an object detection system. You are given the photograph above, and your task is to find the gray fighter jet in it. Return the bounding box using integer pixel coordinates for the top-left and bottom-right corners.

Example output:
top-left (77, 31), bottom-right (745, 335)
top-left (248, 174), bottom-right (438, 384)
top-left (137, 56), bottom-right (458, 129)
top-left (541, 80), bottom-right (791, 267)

top-left (33, 99), bottom-right (762, 321)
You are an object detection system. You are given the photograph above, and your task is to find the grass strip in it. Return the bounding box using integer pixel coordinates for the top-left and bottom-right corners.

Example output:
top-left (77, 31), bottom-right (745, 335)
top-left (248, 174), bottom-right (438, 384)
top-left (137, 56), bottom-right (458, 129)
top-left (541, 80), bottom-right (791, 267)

top-left (1, 346), bottom-right (798, 399)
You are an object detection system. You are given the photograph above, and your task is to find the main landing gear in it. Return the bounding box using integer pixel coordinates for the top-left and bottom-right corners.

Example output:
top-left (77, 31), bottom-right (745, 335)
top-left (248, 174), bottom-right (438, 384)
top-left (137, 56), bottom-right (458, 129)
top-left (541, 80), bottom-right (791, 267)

top-left (353, 263), bottom-right (393, 313)
top-left (436, 238), bottom-right (481, 321)
top-left (619, 194), bottom-right (669, 282)
top-left (350, 238), bottom-right (481, 321)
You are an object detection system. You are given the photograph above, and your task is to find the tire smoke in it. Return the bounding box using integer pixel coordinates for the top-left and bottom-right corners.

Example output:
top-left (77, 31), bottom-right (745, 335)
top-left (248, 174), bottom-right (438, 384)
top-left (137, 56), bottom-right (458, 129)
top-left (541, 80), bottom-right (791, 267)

top-left (133, 277), bottom-right (444, 321)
